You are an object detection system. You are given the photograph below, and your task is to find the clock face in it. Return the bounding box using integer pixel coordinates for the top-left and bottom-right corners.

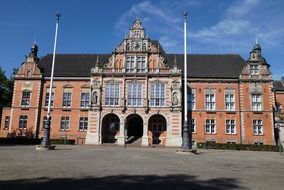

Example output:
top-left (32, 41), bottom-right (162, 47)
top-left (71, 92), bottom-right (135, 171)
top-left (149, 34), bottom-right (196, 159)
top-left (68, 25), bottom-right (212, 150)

top-left (132, 41), bottom-right (140, 49)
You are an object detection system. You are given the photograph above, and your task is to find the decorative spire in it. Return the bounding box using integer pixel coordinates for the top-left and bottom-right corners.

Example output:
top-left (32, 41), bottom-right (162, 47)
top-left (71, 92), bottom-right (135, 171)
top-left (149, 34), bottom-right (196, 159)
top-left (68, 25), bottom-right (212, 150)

top-left (174, 55), bottom-right (177, 67)
top-left (96, 55), bottom-right (99, 64)
top-left (29, 42), bottom-right (38, 57)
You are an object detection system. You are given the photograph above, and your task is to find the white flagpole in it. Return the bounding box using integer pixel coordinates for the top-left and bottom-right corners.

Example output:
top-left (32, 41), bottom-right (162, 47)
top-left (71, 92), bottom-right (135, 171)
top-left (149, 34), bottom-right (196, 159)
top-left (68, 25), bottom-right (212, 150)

top-left (40, 13), bottom-right (61, 149)
top-left (182, 11), bottom-right (191, 149)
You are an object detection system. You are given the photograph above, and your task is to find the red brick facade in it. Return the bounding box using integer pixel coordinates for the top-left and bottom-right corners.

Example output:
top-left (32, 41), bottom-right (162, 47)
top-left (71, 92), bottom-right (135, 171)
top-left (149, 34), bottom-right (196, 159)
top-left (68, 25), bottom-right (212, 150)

top-left (0, 19), bottom-right (279, 146)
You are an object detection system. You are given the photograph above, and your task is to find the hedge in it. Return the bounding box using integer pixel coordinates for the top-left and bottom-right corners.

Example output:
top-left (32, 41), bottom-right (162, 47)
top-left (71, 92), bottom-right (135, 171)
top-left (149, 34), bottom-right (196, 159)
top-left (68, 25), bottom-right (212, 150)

top-left (197, 142), bottom-right (281, 152)
top-left (0, 138), bottom-right (75, 145)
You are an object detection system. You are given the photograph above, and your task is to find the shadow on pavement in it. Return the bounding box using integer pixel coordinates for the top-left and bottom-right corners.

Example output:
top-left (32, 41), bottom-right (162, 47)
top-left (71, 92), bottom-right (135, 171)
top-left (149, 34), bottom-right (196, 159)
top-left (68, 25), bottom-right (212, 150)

top-left (0, 174), bottom-right (244, 190)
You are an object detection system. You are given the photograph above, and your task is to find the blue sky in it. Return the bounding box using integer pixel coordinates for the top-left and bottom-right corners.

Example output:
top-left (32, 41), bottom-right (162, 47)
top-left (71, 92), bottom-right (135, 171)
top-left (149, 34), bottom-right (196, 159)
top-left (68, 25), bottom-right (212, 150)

top-left (0, 0), bottom-right (283, 79)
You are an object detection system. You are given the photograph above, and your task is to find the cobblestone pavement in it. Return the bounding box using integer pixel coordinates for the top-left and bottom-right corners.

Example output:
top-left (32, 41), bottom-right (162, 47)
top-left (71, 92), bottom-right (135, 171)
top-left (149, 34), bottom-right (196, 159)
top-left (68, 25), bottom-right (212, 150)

top-left (0, 145), bottom-right (283, 190)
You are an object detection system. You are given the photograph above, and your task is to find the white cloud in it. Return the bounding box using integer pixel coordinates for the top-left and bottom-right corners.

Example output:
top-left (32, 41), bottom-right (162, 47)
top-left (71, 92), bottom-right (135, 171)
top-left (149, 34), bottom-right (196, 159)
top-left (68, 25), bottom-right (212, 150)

top-left (114, 1), bottom-right (183, 52)
top-left (115, 1), bottom-right (179, 34)
top-left (225, 0), bottom-right (259, 18)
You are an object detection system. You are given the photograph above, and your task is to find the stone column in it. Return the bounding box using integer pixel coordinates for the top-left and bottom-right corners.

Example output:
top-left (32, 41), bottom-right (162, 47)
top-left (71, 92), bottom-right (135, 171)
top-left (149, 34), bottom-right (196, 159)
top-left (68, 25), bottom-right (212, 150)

top-left (117, 117), bottom-right (125, 145)
top-left (141, 116), bottom-right (149, 146)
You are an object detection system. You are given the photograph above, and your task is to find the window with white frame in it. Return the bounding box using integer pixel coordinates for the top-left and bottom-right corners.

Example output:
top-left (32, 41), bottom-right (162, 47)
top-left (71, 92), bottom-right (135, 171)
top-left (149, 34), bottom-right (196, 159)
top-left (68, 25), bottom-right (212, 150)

top-left (188, 89), bottom-right (196, 110)
top-left (127, 83), bottom-right (143, 106)
top-left (205, 119), bottom-right (216, 134)
top-left (125, 55), bottom-right (147, 73)
top-left (190, 119), bottom-right (196, 133)
top-left (226, 119), bottom-right (236, 134)
top-left (79, 117), bottom-right (88, 131)
top-left (21, 91), bottom-right (31, 107)
top-left (205, 93), bottom-right (215, 110)
top-left (137, 56), bottom-right (146, 73)
top-left (60, 116), bottom-right (70, 131)
top-left (45, 92), bottom-right (54, 107)
top-left (254, 141), bottom-right (264, 145)
top-left (150, 83), bottom-right (165, 107)
top-left (62, 91), bottom-right (72, 108)
top-left (225, 93), bottom-right (235, 111)
top-left (125, 56), bottom-right (135, 73)
top-left (19, 115), bottom-right (28, 129)
top-left (80, 92), bottom-right (90, 108)
top-left (105, 83), bottom-right (120, 106)
top-left (250, 65), bottom-right (259, 75)
top-left (252, 94), bottom-right (262, 111)
top-left (227, 141), bottom-right (237, 144)
top-left (253, 120), bottom-right (263, 135)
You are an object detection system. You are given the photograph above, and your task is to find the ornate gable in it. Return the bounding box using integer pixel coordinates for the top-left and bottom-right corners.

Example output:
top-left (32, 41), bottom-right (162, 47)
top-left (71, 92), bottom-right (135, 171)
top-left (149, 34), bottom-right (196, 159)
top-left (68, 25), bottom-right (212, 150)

top-left (100, 19), bottom-right (171, 75)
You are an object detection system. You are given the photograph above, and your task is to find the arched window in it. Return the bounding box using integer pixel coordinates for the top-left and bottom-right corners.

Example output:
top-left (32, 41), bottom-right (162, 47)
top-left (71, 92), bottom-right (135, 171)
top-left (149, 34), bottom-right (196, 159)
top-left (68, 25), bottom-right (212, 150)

top-left (26, 70), bottom-right (32, 77)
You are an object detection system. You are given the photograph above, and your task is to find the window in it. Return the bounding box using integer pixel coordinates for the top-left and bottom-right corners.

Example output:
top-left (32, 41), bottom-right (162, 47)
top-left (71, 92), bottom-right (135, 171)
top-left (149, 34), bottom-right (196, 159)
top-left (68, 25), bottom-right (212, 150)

top-left (80, 92), bottom-right (90, 108)
top-left (253, 120), bottom-right (263, 135)
top-left (225, 94), bottom-right (235, 111)
top-left (79, 117), bottom-right (88, 131)
top-left (45, 92), bottom-right (54, 107)
top-left (125, 56), bottom-right (147, 73)
top-left (252, 94), bottom-right (262, 111)
top-left (205, 94), bottom-right (215, 110)
top-left (105, 83), bottom-right (119, 106)
top-left (188, 90), bottom-right (195, 110)
top-left (190, 119), bottom-right (196, 133)
top-left (137, 56), bottom-right (146, 73)
top-left (126, 56), bottom-right (135, 73)
top-left (60, 117), bottom-right (70, 131)
top-left (226, 119), bottom-right (236, 134)
top-left (19, 115), bottom-right (28, 129)
top-left (150, 83), bottom-right (165, 107)
top-left (250, 65), bottom-right (259, 75)
top-left (227, 141), bottom-right (237, 144)
top-left (205, 119), bottom-right (216, 134)
top-left (21, 91), bottom-right (31, 107)
top-left (127, 83), bottom-right (143, 106)
top-left (254, 141), bottom-right (264, 145)
top-left (26, 70), bottom-right (32, 77)
top-left (62, 92), bottom-right (72, 108)
top-left (4, 116), bottom-right (10, 129)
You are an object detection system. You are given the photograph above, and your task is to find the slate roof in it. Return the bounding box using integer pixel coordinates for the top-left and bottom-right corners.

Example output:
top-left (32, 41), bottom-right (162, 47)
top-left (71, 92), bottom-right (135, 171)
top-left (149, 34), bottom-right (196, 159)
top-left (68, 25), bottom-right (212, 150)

top-left (38, 53), bottom-right (246, 79)
top-left (167, 54), bottom-right (245, 78)
top-left (38, 54), bottom-right (109, 77)
top-left (273, 80), bottom-right (284, 91)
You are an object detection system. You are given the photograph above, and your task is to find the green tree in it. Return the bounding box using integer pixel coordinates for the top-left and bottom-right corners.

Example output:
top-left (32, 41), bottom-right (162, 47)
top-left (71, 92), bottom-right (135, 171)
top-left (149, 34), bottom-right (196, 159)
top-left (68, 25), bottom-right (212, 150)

top-left (0, 67), bottom-right (14, 107)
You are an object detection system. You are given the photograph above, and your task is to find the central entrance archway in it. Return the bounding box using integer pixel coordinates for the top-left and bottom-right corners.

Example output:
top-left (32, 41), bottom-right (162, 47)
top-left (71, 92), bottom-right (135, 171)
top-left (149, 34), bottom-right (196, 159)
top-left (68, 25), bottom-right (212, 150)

top-left (102, 113), bottom-right (120, 144)
top-left (126, 114), bottom-right (143, 144)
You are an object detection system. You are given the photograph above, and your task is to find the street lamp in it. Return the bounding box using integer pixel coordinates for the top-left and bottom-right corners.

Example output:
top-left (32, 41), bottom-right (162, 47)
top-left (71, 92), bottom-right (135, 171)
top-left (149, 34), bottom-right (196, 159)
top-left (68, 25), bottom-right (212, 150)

top-left (36, 13), bottom-right (61, 150)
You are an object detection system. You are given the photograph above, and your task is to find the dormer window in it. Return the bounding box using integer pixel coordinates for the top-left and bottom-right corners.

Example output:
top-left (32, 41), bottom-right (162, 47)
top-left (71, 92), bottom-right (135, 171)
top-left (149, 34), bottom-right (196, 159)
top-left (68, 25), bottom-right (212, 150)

top-left (250, 65), bottom-right (259, 75)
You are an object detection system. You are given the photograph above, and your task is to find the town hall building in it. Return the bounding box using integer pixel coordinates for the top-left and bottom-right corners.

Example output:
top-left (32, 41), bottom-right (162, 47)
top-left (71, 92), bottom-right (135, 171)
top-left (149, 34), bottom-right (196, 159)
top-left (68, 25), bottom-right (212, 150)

top-left (0, 19), bottom-right (282, 146)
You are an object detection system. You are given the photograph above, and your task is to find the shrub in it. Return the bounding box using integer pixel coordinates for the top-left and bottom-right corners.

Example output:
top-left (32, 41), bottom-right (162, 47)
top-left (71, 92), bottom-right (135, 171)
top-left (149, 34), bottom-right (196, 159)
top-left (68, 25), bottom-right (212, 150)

top-left (197, 142), bottom-right (280, 152)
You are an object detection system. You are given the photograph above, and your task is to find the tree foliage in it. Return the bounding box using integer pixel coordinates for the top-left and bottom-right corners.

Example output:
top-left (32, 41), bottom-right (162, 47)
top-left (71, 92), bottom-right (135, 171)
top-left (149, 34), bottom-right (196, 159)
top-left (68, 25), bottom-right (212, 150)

top-left (0, 67), bottom-right (14, 107)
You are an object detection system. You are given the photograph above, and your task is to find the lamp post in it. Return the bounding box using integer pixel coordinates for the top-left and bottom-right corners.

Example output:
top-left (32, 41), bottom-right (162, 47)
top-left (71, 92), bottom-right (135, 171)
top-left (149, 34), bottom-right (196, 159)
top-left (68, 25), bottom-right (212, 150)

top-left (37, 13), bottom-right (61, 150)
top-left (181, 11), bottom-right (192, 149)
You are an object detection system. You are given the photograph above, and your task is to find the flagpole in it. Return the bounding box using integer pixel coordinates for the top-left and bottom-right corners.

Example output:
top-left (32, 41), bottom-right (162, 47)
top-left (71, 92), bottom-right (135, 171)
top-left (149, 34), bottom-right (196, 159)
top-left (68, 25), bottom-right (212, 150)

top-left (37, 13), bottom-right (61, 150)
top-left (181, 11), bottom-right (191, 149)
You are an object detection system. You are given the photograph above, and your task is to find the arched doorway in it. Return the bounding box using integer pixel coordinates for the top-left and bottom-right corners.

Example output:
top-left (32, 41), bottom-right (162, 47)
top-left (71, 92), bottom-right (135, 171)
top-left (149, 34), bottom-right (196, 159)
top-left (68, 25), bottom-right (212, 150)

top-left (102, 113), bottom-right (120, 143)
top-left (148, 114), bottom-right (167, 145)
top-left (126, 114), bottom-right (143, 144)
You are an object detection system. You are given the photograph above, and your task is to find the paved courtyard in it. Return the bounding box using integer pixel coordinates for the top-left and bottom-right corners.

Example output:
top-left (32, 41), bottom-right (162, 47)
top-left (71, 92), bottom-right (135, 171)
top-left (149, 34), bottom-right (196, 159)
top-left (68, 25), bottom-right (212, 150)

top-left (0, 145), bottom-right (283, 190)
